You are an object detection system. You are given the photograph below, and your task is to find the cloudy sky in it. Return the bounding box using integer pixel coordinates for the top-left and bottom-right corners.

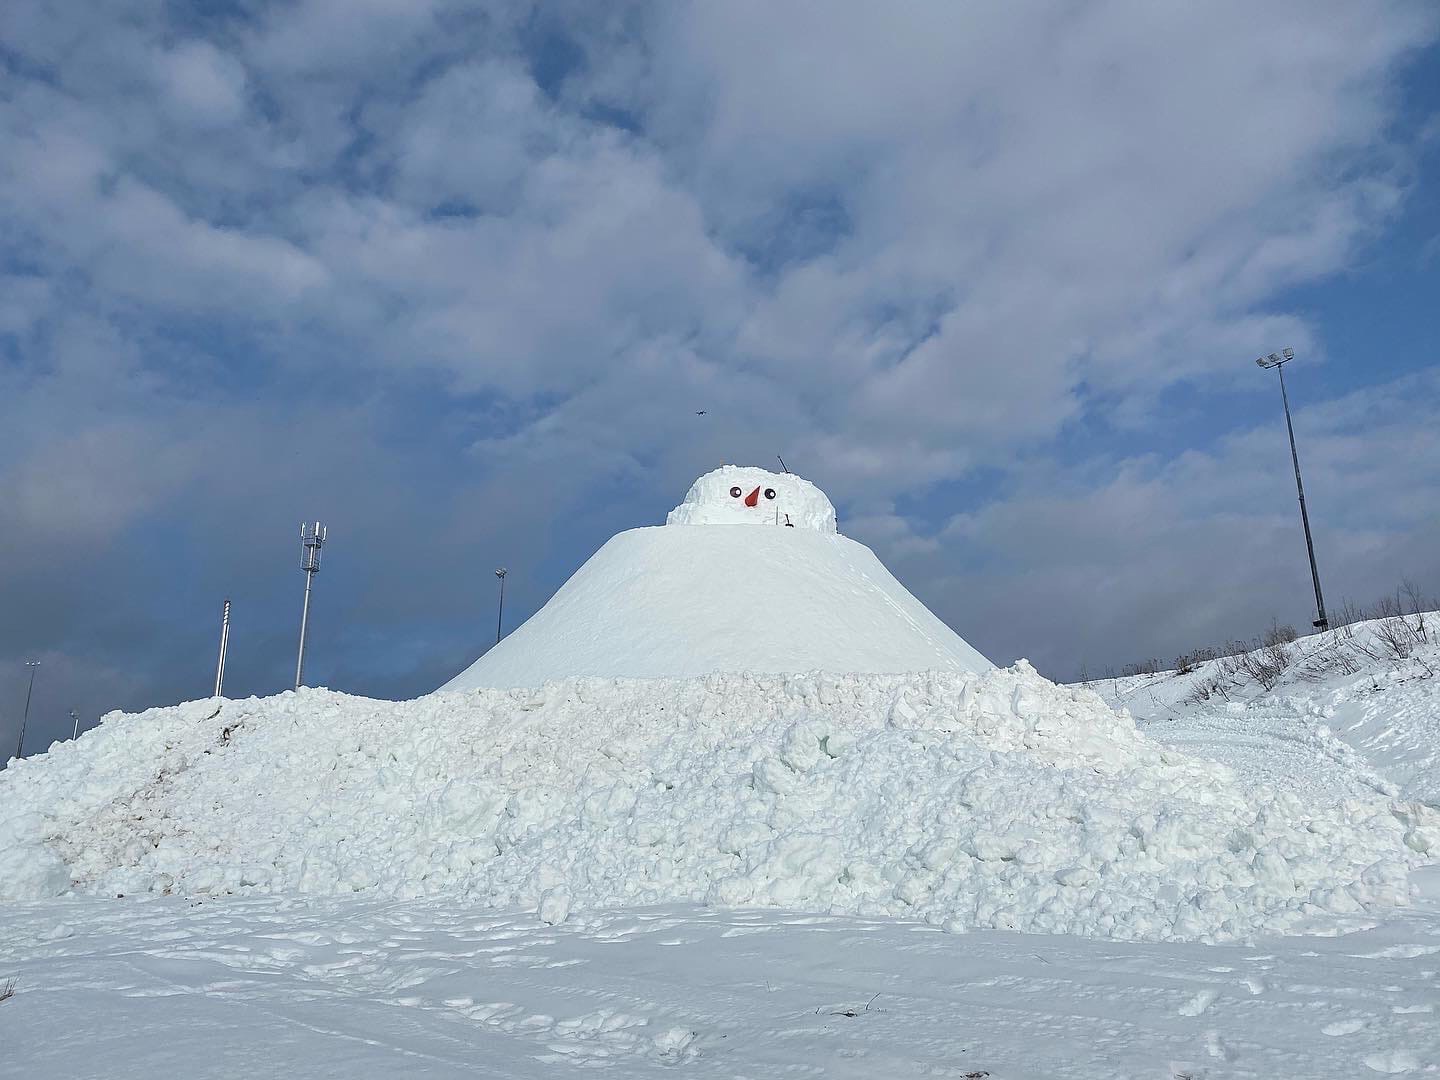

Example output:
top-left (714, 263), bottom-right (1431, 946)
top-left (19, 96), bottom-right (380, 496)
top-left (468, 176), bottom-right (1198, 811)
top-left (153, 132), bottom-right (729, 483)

top-left (3, 1), bottom-right (1439, 755)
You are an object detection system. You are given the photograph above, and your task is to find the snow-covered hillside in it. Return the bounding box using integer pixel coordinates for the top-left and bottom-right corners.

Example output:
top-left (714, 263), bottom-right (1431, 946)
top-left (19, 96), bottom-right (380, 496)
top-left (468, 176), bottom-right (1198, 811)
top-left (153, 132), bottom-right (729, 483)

top-left (1093, 611), bottom-right (1440, 810)
top-left (3, 660), bottom-right (1435, 945)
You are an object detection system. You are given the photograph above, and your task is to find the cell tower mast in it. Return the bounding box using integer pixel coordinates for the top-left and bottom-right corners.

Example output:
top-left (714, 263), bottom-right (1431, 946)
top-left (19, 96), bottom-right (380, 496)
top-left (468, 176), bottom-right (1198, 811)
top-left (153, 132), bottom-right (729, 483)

top-left (295, 522), bottom-right (327, 690)
top-left (214, 598), bottom-right (231, 697)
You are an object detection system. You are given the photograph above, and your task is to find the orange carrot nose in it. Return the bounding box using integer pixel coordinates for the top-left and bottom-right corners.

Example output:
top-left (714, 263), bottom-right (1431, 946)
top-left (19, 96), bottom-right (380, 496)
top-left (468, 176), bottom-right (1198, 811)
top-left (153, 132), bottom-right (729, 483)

top-left (744, 486), bottom-right (760, 507)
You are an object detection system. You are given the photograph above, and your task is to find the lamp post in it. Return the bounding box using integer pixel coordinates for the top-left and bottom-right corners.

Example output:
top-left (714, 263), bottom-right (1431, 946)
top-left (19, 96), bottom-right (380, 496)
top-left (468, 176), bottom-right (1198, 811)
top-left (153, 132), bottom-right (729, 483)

top-left (14, 660), bottom-right (39, 760)
top-left (1255, 348), bottom-right (1329, 631)
top-left (495, 568), bottom-right (507, 645)
top-left (70, 710), bottom-right (80, 740)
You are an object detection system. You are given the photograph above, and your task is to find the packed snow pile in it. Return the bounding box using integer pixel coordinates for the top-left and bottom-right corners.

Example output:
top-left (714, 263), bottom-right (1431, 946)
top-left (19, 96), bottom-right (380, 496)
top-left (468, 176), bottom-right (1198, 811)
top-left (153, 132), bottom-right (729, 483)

top-left (444, 528), bottom-right (993, 690)
top-left (4, 663), bottom-right (1434, 942)
top-left (442, 465), bottom-right (992, 690)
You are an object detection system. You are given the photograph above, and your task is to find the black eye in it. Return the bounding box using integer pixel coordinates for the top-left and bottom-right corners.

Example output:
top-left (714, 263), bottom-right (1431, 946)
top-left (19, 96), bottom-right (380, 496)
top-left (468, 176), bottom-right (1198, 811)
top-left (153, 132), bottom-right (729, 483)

top-left (764, 488), bottom-right (776, 500)
top-left (729, 486), bottom-right (742, 498)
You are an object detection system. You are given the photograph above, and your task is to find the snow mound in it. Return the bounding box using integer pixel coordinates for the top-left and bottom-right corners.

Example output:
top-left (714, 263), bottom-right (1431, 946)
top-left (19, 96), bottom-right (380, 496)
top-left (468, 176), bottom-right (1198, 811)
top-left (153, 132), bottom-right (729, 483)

top-left (3, 664), bottom-right (1431, 943)
top-left (666, 465), bottom-right (837, 531)
top-left (442, 525), bottom-right (992, 691)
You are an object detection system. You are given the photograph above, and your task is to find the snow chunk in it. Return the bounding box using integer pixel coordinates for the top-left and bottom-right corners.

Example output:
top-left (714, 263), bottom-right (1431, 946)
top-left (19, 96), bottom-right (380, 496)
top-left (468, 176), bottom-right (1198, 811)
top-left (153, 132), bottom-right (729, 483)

top-left (0, 813), bottom-right (70, 900)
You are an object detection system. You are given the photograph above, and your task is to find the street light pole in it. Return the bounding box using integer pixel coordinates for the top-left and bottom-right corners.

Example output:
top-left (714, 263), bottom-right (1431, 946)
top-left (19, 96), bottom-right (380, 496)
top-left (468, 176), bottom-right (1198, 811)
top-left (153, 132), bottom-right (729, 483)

top-left (495, 568), bottom-right (507, 645)
top-left (14, 660), bottom-right (39, 760)
top-left (1256, 348), bottom-right (1329, 631)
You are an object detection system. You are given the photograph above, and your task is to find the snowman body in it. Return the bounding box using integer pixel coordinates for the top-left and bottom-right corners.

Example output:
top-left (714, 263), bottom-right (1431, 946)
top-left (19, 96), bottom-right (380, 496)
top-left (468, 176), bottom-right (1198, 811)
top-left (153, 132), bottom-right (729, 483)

top-left (440, 466), bottom-right (992, 691)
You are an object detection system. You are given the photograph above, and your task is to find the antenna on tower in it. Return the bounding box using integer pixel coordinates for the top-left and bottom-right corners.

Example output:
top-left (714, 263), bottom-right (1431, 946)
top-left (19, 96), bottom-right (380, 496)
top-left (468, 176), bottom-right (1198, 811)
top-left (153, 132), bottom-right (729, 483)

top-left (295, 522), bottom-right (327, 690)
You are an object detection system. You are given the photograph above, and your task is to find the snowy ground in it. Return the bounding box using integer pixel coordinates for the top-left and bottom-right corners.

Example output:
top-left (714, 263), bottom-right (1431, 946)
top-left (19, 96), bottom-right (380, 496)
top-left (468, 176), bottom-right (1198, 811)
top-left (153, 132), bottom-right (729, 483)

top-left (4, 886), bottom-right (1439, 1079)
top-left (3, 615), bottom-right (1439, 1077)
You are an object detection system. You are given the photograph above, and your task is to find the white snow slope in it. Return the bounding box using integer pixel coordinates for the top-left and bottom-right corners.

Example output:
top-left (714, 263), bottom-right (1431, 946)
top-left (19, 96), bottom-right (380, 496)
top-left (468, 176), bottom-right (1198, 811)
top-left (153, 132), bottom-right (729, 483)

top-left (3, 661), bottom-right (1435, 945)
top-left (441, 465), bottom-right (992, 690)
top-left (1093, 612), bottom-right (1440, 810)
top-left (444, 527), bottom-right (993, 691)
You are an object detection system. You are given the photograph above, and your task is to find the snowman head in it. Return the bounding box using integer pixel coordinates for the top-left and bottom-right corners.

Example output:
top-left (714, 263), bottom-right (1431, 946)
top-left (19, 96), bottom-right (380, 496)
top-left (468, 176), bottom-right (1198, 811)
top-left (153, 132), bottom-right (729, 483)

top-left (666, 465), bottom-right (838, 533)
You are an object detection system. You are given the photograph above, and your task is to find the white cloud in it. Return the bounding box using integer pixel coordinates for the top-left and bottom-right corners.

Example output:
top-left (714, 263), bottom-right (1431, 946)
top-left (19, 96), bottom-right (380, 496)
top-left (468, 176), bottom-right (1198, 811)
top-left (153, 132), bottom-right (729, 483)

top-left (156, 40), bottom-right (249, 125)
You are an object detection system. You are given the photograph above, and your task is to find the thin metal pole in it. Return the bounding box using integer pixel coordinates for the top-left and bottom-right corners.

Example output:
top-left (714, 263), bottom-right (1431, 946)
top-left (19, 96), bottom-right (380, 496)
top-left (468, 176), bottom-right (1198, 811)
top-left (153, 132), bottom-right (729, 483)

top-left (214, 599), bottom-right (231, 697)
top-left (1274, 362), bottom-right (1329, 630)
top-left (70, 710), bottom-right (79, 740)
top-left (295, 572), bottom-right (314, 690)
top-left (495, 569), bottom-right (507, 645)
top-left (294, 522), bottom-right (327, 691)
top-left (15, 661), bottom-right (39, 760)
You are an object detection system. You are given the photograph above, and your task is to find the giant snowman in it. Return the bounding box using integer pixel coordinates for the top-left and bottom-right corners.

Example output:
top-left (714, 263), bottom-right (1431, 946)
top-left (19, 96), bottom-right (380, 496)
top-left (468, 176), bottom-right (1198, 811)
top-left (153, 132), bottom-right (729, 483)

top-left (441, 466), bottom-right (992, 690)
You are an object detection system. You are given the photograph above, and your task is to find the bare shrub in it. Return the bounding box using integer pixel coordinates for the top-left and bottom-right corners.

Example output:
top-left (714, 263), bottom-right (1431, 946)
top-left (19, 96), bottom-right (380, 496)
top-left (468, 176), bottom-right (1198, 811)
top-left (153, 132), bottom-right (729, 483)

top-left (1233, 632), bottom-right (1292, 691)
top-left (1331, 597), bottom-right (1368, 640)
top-left (1366, 587), bottom-right (1429, 661)
top-left (1261, 621), bottom-right (1298, 647)
top-left (1335, 597), bottom-right (1366, 630)
top-left (1182, 671), bottom-right (1232, 704)
top-left (1174, 646), bottom-right (1219, 675)
top-left (1400, 578), bottom-right (1430, 612)
top-left (1121, 658), bottom-right (1162, 678)
top-left (1296, 642), bottom-right (1362, 681)
top-left (1400, 580), bottom-right (1431, 644)
top-left (0, 978), bottom-right (15, 1003)
top-left (1375, 615), bottom-right (1417, 661)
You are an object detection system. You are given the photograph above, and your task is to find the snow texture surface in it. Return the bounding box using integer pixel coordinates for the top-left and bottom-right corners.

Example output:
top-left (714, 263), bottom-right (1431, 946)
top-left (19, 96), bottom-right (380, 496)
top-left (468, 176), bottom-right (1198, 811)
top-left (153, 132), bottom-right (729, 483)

top-left (442, 523), bottom-right (993, 691)
top-left (3, 662), bottom-right (1433, 944)
top-left (5, 892), bottom-right (1440, 1079)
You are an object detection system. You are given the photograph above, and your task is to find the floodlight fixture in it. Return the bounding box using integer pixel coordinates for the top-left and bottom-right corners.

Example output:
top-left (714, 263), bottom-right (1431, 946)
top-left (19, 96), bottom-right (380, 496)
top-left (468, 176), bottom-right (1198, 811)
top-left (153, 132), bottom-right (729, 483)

top-left (1252, 349), bottom-right (1328, 630)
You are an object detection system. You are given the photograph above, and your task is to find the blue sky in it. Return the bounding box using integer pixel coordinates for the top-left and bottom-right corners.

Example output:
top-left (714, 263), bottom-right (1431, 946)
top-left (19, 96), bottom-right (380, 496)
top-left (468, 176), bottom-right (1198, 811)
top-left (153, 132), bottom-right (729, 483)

top-left (2, 1), bottom-right (1439, 755)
